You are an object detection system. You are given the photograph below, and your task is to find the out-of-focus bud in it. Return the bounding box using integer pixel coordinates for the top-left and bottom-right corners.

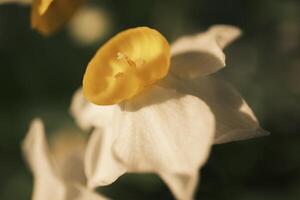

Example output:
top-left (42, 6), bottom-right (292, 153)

top-left (68, 5), bottom-right (112, 46)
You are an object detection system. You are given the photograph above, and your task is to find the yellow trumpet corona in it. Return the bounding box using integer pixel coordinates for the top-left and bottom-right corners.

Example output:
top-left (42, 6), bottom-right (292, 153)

top-left (83, 27), bottom-right (171, 105)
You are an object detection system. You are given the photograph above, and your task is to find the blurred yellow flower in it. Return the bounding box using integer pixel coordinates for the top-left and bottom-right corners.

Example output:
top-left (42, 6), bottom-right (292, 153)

top-left (71, 25), bottom-right (268, 200)
top-left (0, 0), bottom-right (84, 35)
top-left (22, 119), bottom-right (108, 200)
top-left (31, 0), bottom-right (84, 35)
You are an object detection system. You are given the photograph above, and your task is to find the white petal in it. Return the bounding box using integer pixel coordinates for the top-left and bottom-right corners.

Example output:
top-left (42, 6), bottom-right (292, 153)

top-left (0, 0), bottom-right (31, 5)
top-left (170, 25), bottom-right (242, 79)
top-left (85, 128), bottom-right (126, 188)
top-left (112, 86), bottom-right (215, 175)
top-left (71, 88), bottom-right (126, 188)
top-left (70, 88), bottom-right (120, 131)
top-left (22, 119), bottom-right (109, 200)
top-left (162, 75), bottom-right (269, 144)
top-left (22, 119), bottom-right (65, 200)
top-left (160, 172), bottom-right (199, 200)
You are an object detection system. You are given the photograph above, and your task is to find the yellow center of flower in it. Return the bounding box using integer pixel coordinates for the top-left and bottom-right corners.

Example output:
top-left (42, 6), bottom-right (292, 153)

top-left (83, 27), bottom-right (171, 105)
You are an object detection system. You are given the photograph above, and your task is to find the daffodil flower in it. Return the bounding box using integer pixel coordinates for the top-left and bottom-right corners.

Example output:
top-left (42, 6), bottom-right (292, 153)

top-left (22, 119), bottom-right (108, 200)
top-left (71, 25), bottom-right (268, 200)
top-left (0, 0), bottom-right (84, 35)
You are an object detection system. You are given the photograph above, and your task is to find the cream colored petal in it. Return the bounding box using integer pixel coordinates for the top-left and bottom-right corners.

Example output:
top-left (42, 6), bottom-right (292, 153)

top-left (22, 119), bottom-right (108, 200)
top-left (85, 128), bottom-right (126, 188)
top-left (71, 88), bottom-right (126, 188)
top-left (170, 25), bottom-right (242, 79)
top-left (70, 88), bottom-right (92, 130)
top-left (160, 172), bottom-right (199, 200)
top-left (70, 88), bottom-right (120, 131)
top-left (22, 119), bottom-right (65, 200)
top-left (112, 86), bottom-right (215, 175)
top-left (162, 75), bottom-right (269, 144)
top-left (0, 0), bottom-right (31, 5)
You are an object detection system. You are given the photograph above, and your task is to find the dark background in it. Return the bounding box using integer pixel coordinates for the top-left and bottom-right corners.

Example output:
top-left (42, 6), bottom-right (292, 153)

top-left (0, 0), bottom-right (300, 199)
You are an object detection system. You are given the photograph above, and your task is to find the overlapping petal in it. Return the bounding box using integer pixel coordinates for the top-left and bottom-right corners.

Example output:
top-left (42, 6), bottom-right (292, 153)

top-left (85, 129), bottom-right (126, 188)
top-left (161, 75), bottom-right (268, 144)
top-left (71, 86), bottom-right (215, 199)
top-left (112, 86), bottom-right (215, 174)
top-left (70, 88), bottom-right (120, 131)
top-left (22, 119), bottom-right (107, 200)
top-left (71, 89), bottom-right (126, 188)
top-left (170, 25), bottom-right (242, 79)
top-left (112, 86), bottom-right (214, 199)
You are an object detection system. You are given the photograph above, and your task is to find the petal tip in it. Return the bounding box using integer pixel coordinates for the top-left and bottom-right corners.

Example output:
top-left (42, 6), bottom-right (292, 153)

top-left (22, 118), bottom-right (44, 147)
top-left (256, 128), bottom-right (270, 137)
top-left (209, 24), bottom-right (242, 48)
top-left (87, 179), bottom-right (110, 189)
top-left (214, 127), bottom-right (270, 144)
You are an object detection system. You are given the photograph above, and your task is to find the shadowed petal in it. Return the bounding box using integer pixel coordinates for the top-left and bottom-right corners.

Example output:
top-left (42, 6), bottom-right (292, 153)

top-left (162, 75), bottom-right (269, 144)
top-left (50, 130), bottom-right (87, 185)
top-left (71, 89), bottom-right (126, 188)
top-left (112, 85), bottom-right (215, 177)
top-left (170, 25), bottom-right (241, 79)
top-left (85, 129), bottom-right (126, 188)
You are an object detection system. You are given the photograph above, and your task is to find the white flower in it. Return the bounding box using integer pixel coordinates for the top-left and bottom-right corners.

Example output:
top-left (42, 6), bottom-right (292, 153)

top-left (22, 119), bottom-right (108, 200)
top-left (71, 25), bottom-right (268, 200)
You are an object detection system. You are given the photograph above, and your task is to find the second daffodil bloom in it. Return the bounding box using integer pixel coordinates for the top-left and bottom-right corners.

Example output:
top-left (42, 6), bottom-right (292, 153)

top-left (22, 119), bottom-right (108, 200)
top-left (71, 25), bottom-right (268, 200)
top-left (0, 0), bottom-right (84, 35)
top-left (31, 0), bottom-right (84, 35)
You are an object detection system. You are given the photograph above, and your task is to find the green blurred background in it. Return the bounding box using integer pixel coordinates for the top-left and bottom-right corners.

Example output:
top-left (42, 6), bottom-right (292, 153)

top-left (1, 0), bottom-right (300, 199)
